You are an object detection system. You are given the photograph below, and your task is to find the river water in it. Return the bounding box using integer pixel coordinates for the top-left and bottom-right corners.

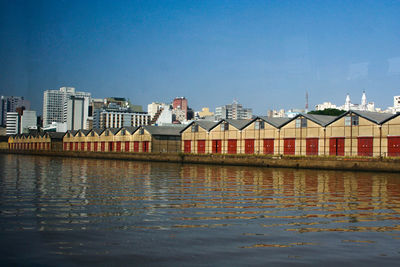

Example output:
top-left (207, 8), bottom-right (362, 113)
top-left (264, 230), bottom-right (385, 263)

top-left (1, 154), bottom-right (400, 266)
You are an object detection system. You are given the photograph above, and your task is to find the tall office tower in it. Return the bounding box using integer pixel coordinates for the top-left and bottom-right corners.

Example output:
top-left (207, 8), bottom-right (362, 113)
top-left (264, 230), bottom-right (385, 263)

top-left (20, 110), bottom-right (37, 133)
top-left (66, 96), bottom-right (90, 130)
top-left (0, 96), bottom-right (30, 126)
top-left (43, 87), bottom-right (91, 130)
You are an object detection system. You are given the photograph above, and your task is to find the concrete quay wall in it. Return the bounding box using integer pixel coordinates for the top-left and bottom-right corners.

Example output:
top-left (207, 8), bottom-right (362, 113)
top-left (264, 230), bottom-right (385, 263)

top-left (2, 150), bottom-right (400, 173)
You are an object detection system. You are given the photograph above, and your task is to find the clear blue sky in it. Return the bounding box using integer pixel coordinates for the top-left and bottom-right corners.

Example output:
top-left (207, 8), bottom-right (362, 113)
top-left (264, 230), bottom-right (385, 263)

top-left (1, 0), bottom-right (400, 115)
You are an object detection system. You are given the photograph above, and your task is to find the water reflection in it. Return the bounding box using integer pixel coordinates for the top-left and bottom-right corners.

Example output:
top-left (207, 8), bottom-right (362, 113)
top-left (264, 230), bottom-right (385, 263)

top-left (1, 154), bottom-right (400, 265)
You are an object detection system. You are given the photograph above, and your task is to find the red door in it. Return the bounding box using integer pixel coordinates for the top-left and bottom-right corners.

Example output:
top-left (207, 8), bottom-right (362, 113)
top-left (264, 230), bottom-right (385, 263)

top-left (109, 142), bottom-right (113, 152)
top-left (101, 142), bottom-right (105, 152)
top-left (228, 139), bottom-right (237, 154)
top-left (87, 142), bottom-right (91, 151)
top-left (116, 141), bottom-right (121, 152)
top-left (142, 141), bottom-right (149, 152)
top-left (284, 138), bottom-right (295, 155)
top-left (81, 142), bottom-right (85, 151)
top-left (184, 140), bottom-right (191, 153)
top-left (34, 143), bottom-right (37, 150)
top-left (197, 140), bottom-right (206, 154)
top-left (94, 142), bottom-right (98, 152)
top-left (263, 139), bottom-right (274, 154)
top-left (64, 143), bottom-right (67, 151)
top-left (329, 138), bottom-right (344, 156)
top-left (69, 142), bottom-right (73, 151)
top-left (358, 137), bottom-right (373, 157)
top-left (134, 141), bottom-right (139, 152)
top-left (47, 143), bottom-right (50, 150)
top-left (125, 141), bottom-right (130, 152)
top-left (212, 140), bottom-right (221, 153)
top-left (388, 136), bottom-right (400, 157)
top-left (306, 138), bottom-right (319, 155)
top-left (245, 139), bottom-right (255, 154)
top-left (75, 142), bottom-right (78, 151)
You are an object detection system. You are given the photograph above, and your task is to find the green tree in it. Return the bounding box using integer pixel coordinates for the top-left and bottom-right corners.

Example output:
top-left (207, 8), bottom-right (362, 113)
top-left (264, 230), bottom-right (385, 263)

top-left (308, 108), bottom-right (346, 116)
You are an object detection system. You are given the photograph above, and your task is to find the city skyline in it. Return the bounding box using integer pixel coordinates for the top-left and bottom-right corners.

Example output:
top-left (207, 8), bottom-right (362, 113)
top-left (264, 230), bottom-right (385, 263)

top-left (1, 0), bottom-right (400, 114)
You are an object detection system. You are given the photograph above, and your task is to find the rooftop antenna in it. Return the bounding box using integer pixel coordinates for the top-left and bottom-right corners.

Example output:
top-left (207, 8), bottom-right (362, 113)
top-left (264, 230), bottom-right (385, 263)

top-left (305, 91), bottom-right (309, 113)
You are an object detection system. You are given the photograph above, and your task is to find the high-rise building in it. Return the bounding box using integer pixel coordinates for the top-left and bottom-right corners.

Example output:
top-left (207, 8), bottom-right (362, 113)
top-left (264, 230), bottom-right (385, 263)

top-left (43, 87), bottom-right (91, 130)
top-left (0, 96), bottom-right (30, 126)
top-left (20, 110), bottom-right (37, 133)
top-left (215, 100), bottom-right (252, 120)
top-left (66, 96), bottom-right (90, 130)
top-left (172, 97), bottom-right (189, 122)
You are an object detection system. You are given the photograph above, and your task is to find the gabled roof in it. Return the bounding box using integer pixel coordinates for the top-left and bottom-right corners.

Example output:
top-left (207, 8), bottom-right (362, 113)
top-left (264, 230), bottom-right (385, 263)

top-left (68, 130), bottom-right (78, 136)
top-left (89, 128), bottom-right (104, 135)
top-left (123, 126), bottom-right (139, 135)
top-left (180, 120), bottom-right (219, 133)
top-left (280, 113), bottom-right (337, 128)
top-left (258, 116), bottom-right (291, 128)
top-left (144, 125), bottom-right (185, 136)
top-left (225, 119), bottom-right (254, 130)
top-left (303, 114), bottom-right (337, 126)
top-left (328, 110), bottom-right (396, 126)
top-left (108, 128), bottom-right (120, 135)
top-left (99, 128), bottom-right (120, 136)
top-left (78, 129), bottom-right (91, 136)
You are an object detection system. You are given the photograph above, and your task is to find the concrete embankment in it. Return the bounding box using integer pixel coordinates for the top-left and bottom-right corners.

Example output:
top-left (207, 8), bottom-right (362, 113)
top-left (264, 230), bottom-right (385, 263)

top-left (2, 149), bottom-right (400, 172)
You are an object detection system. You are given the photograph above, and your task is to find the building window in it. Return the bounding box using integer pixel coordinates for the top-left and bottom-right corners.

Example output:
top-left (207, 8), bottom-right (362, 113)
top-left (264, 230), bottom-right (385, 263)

top-left (67, 133), bottom-right (70, 137)
top-left (91, 131), bottom-right (94, 137)
top-left (345, 116), bottom-right (351, 126)
top-left (191, 124), bottom-right (198, 132)
top-left (221, 122), bottom-right (229, 131)
top-left (78, 132), bottom-right (82, 137)
top-left (345, 115), bottom-right (359, 126)
top-left (139, 128), bottom-right (144, 135)
top-left (105, 130), bottom-right (109, 136)
top-left (295, 118), bottom-right (307, 128)
top-left (255, 121), bottom-right (264, 130)
top-left (352, 116), bottom-right (359, 126)
top-left (121, 129), bottom-right (126, 136)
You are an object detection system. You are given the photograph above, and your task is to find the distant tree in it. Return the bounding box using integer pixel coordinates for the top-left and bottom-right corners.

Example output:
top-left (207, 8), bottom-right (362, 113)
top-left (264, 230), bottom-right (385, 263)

top-left (308, 108), bottom-right (346, 116)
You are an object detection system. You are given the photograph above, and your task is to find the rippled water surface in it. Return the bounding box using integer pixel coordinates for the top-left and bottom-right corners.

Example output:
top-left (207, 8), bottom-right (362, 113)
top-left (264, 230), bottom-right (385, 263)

top-left (2, 154), bottom-right (400, 265)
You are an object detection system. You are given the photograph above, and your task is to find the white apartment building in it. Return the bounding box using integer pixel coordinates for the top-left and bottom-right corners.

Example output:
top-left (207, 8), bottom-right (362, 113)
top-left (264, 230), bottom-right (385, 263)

top-left (6, 112), bottom-right (19, 135)
top-left (215, 100), bottom-right (252, 120)
top-left (94, 110), bottom-right (150, 128)
top-left (43, 87), bottom-right (91, 130)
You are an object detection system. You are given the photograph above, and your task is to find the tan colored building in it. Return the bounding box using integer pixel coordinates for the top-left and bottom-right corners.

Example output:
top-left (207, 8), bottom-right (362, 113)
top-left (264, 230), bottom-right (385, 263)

top-left (241, 117), bottom-right (289, 155)
top-left (279, 114), bottom-right (336, 156)
top-left (197, 107), bottom-right (214, 118)
top-left (9, 132), bottom-right (63, 151)
top-left (326, 111), bottom-right (395, 157)
top-left (181, 120), bottom-right (219, 153)
top-left (63, 130), bottom-right (79, 151)
top-left (381, 113), bottom-right (400, 157)
top-left (207, 119), bottom-right (253, 154)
